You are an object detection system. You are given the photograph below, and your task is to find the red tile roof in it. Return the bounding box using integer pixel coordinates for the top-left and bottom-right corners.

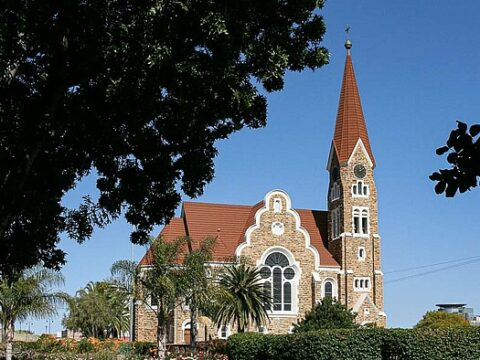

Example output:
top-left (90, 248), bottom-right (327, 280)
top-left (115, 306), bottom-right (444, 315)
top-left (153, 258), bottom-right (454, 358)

top-left (139, 201), bottom-right (339, 268)
top-left (333, 51), bottom-right (375, 167)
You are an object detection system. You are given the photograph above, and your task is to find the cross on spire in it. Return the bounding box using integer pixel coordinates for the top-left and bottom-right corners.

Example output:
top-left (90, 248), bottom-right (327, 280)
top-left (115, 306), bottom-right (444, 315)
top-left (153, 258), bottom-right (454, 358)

top-left (344, 25), bottom-right (352, 51)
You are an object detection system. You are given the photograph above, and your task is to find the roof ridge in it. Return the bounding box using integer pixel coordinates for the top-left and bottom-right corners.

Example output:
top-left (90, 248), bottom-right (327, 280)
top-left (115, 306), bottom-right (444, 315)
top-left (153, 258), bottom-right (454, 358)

top-left (183, 201), bottom-right (253, 208)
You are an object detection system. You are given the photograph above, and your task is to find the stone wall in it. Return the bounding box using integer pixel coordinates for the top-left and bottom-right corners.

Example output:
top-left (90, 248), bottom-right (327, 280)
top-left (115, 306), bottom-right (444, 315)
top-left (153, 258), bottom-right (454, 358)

top-left (327, 143), bottom-right (386, 326)
top-left (134, 175), bottom-right (387, 341)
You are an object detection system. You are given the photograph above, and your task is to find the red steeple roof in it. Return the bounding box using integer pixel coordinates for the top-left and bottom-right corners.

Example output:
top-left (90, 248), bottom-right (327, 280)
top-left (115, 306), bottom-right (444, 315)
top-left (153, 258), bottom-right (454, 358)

top-left (332, 43), bottom-right (375, 167)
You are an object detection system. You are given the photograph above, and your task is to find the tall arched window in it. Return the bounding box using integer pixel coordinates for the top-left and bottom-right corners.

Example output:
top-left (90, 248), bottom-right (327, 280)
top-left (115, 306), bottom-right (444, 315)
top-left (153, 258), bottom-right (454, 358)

top-left (353, 207), bottom-right (369, 235)
top-left (260, 252), bottom-right (296, 312)
top-left (324, 281), bottom-right (333, 298)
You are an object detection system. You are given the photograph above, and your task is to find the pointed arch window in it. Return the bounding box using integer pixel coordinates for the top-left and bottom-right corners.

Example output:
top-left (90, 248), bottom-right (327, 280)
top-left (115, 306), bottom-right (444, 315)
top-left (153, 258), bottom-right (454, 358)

top-left (260, 252), bottom-right (296, 313)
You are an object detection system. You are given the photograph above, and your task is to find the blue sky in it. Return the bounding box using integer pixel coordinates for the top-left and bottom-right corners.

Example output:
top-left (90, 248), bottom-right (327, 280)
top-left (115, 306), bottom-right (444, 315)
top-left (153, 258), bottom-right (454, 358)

top-left (24, 1), bottom-right (480, 334)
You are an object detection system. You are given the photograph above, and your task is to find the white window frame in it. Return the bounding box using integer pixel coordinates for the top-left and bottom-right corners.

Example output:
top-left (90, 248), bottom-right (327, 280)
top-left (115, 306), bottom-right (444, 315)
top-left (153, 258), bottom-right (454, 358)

top-left (218, 325), bottom-right (230, 339)
top-left (181, 319), bottom-right (197, 343)
top-left (148, 295), bottom-right (158, 309)
top-left (352, 180), bottom-right (369, 198)
top-left (321, 278), bottom-right (338, 300)
top-left (352, 207), bottom-right (369, 236)
top-left (259, 249), bottom-right (299, 316)
top-left (330, 182), bottom-right (341, 201)
top-left (358, 247), bottom-right (366, 261)
top-left (258, 325), bottom-right (268, 334)
top-left (273, 198), bottom-right (282, 213)
top-left (353, 277), bottom-right (371, 292)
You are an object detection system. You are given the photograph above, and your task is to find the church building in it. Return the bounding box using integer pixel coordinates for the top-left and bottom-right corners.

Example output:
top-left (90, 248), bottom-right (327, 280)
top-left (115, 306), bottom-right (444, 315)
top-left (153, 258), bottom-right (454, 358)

top-left (134, 40), bottom-right (386, 343)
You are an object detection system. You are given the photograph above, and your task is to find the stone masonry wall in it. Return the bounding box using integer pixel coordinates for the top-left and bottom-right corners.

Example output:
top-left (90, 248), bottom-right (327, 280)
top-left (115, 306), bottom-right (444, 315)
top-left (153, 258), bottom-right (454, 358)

top-left (327, 144), bottom-right (386, 326)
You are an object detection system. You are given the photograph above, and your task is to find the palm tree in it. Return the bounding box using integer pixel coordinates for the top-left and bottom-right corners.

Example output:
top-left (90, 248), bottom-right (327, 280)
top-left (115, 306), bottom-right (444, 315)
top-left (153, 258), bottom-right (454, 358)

top-left (0, 267), bottom-right (67, 360)
top-left (179, 237), bottom-right (216, 348)
top-left (214, 263), bottom-right (271, 333)
top-left (138, 237), bottom-right (185, 360)
top-left (110, 260), bottom-right (138, 340)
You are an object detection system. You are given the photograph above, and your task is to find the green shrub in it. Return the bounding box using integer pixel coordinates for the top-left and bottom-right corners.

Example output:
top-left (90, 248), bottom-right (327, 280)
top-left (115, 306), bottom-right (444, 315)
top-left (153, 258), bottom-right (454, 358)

top-left (207, 339), bottom-right (228, 355)
top-left (227, 328), bottom-right (480, 360)
top-left (76, 338), bottom-right (94, 353)
top-left (131, 341), bottom-right (156, 356)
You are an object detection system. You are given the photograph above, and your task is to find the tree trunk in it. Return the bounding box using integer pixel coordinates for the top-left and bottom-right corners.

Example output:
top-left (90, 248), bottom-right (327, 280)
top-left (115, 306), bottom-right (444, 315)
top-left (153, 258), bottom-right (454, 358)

top-left (129, 295), bottom-right (134, 341)
top-left (190, 307), bottom-right (197, 349)
top-left (5, 320), bottom-right (14, 360)
top-left (156, 310), bottom-right (167, 360)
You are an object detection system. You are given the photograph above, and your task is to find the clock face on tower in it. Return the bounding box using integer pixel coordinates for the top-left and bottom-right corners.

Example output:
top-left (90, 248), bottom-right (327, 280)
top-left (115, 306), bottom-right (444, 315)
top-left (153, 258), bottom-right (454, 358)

top-left (354, 164), bottom-right (367, 179)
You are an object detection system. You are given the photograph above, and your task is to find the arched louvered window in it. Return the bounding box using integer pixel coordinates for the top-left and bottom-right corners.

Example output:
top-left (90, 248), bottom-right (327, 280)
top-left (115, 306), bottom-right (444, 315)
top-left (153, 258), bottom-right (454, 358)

top-left (261, 252), bottom-right (296, 312)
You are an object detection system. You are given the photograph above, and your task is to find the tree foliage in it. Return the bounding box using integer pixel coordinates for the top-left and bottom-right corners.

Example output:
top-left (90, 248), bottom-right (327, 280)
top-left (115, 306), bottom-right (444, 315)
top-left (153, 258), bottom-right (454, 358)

top-left (430, 121), bottom-right (480, 196)
top-left (134, 236), bottom-right (220, 355)
top-left (227, 328), bottom-right (480, 360)
top-left (214, 263), bottom-right (271, 333)
top-left (137, 237), bottom-right (185, 359)
top-left (0, 267), bottom-right (66, 360)
top-left (293, 297), bottom-right (357, 332)
top-left (415, 311), bottom-right (471, 329)
top-left (178, 237), bottom-right (216, 347)
top-left (63, 281), bottom-right (129, 338)
top-left (0, 0), bottom-right (329, 277)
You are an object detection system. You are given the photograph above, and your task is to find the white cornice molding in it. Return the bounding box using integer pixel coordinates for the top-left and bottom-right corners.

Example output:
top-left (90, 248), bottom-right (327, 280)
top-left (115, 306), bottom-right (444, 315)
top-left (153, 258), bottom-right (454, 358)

top-left (317, 266), bottom-right (341, 273)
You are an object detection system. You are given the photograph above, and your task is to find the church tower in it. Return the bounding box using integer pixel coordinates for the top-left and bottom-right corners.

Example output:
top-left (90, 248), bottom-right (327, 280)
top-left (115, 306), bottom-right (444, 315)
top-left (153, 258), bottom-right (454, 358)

top-left (326, 39), bottom-right (386, 326)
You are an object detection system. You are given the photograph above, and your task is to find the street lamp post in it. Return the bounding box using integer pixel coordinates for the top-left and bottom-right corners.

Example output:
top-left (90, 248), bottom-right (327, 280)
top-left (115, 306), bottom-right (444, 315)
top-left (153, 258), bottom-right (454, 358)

top-left (46, 320), bottom-right (53, 335)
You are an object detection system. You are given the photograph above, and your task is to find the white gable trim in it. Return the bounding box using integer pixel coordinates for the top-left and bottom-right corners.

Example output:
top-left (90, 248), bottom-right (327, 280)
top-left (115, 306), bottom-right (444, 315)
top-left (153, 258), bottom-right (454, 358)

top-left (326, 142), bottom-right (336, 171)
top-left (347, 138), bottom-right (373, 168)
top-left (235, 189), bottom-right (321, 269)
top-left (352, 293), bottom-right (381, 314)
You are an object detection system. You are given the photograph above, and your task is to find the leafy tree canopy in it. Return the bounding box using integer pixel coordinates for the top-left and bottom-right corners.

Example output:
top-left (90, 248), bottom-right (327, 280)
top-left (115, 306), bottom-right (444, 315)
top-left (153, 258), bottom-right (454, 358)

top-left (63, 281), bottom-right (129, 338)
top-left (415, 311), bottom-right (471, 329)
top-left (0, 0), bottom-right (329, 277)
top-left (430, 121), bottom-right (480, 196)
top-left (293, 297), bottom-right (357, 332)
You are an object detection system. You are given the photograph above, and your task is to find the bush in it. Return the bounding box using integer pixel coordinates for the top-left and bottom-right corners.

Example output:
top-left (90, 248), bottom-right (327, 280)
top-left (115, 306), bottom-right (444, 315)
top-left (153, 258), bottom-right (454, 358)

top-left (132, 341), bottom-right (156, 356)
top-left (207, 339), bottom-right (228, 355)
top-left (76, 338), bottom-right (95, 353)
top-left (227, 328), bottom-right (480, 360)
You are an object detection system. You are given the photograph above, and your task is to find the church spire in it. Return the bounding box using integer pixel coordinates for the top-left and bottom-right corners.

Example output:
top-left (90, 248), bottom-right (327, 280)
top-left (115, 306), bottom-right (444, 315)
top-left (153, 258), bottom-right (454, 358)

top-left (331, 39), bottom-right (375, 167)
